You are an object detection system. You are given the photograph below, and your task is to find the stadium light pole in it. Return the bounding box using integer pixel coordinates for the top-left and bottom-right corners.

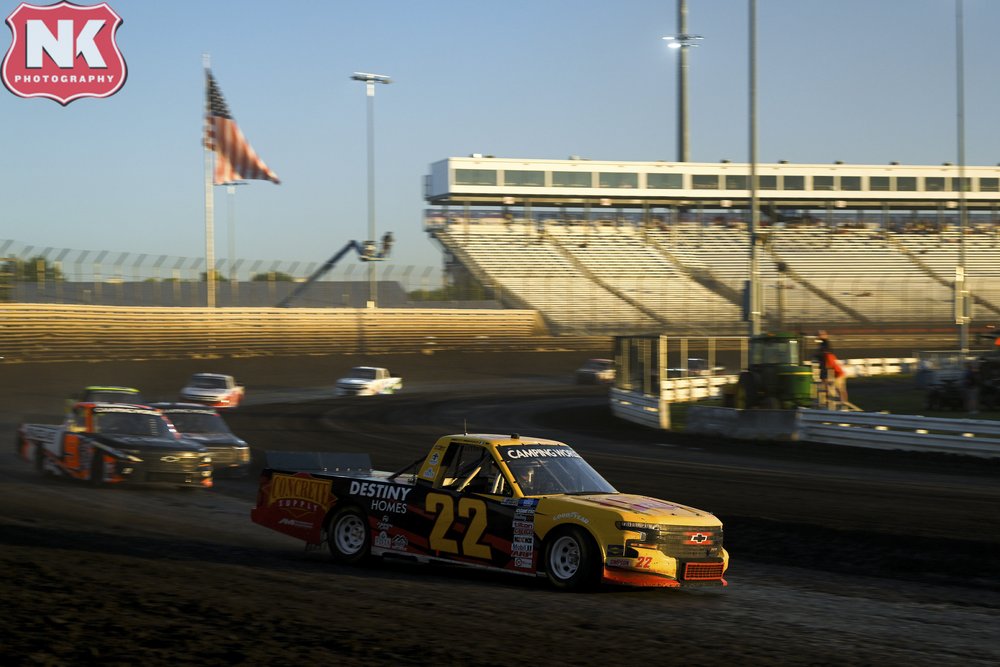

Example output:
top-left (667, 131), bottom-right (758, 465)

top-left (663, 0), bottom-right (703, 162)
top-left (351, 71), bottom-right (392, 308)
top-left (954, 0), bottom-right (970, 355)
top-left (748, 0), bottom-right (762, 337)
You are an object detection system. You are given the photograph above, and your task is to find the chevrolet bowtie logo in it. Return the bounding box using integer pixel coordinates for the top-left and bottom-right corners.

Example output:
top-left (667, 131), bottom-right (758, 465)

top-left (160, 456), bottom-right (180, 462)
top-left (689, 533), bottom-right (708, 543)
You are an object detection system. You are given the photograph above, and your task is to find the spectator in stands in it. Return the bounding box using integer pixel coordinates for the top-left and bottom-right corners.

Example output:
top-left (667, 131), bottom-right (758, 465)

top-left (963, 362), bottom-right (980, 415)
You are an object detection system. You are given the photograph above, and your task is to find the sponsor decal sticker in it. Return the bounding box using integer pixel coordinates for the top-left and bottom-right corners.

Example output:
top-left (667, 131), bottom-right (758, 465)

top-left (3, 1), bottom-right (127, 105)
top-left (350, 480), bottom-right (411, 515)
top-left (502, 446), bottom-right (581, 461)
top-left (269, 473), bottom-right (334, 514)
top-left (553, 511), bottom-right (590, 524)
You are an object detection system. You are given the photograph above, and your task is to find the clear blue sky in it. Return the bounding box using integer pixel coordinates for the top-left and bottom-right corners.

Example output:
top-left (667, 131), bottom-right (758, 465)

top-left (2, 0), bottom-right (998, 272)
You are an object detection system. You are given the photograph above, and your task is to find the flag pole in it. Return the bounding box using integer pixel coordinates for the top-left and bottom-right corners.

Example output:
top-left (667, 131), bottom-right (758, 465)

top-left (203, 53), bottom-right (216, 308)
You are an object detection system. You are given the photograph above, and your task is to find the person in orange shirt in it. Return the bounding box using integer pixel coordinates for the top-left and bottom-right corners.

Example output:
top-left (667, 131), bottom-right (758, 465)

top-left (816, 331), bottom-right (848, 405)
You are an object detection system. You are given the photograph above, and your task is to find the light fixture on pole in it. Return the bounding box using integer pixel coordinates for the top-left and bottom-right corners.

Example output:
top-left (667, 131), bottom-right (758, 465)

top-left (662, 0), bottom-right (703, 163)
top-left (350, 71), bottom-right (392, 308)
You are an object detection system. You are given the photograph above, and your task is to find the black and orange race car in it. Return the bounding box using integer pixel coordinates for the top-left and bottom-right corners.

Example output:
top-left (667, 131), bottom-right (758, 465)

top-left (18, 402), bottom-right (213, 488)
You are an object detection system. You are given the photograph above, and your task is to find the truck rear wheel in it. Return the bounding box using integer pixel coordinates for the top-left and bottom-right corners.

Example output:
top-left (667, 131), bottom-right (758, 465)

top-left (34, 445), bottom-right (49, 476)
top-left (327, 505), bottom-right (371, 565)
top-left (543, 527), bottom-right (600, 591)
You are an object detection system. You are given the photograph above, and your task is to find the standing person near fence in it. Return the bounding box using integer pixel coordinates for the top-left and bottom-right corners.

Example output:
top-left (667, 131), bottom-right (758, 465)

top-left (816, 331), bottom-right (848, 406)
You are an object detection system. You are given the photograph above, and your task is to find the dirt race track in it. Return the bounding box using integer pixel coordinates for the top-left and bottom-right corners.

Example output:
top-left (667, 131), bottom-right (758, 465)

top-left (2, 351), bottom-right (999, 666)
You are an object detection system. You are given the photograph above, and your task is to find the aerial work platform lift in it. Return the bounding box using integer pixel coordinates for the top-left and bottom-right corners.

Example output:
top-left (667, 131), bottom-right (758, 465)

top-left (276, 232), bottom-right (392, 308)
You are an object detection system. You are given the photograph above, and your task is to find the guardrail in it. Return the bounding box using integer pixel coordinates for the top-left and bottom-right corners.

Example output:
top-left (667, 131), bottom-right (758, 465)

top-left (797, 409), bottom-right (1000, 459)
top-left (0, 304), bottom-right (608, 362)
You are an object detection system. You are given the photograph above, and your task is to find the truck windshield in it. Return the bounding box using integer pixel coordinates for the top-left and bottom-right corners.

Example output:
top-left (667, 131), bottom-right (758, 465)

top-left (164, 411), bottom-right (230, 435)
top-left (348, 368), bottom-right (377, 379)
top-left (190, 376), bottom-right (227, 388)
top-left (499, 445), bottom-right (616, 496)
top-left (96, 411), bottom-right (172, 437)
top-left (752, 339), bottom-right (799, 365)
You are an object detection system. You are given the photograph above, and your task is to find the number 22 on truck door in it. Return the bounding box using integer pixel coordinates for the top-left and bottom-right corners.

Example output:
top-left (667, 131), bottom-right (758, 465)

top-left (425, 493), bottom-right (491, 559)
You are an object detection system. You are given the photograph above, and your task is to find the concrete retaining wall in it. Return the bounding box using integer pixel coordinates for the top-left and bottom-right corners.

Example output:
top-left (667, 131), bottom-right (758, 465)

top-left (686, 405), bottom-right (801, 441)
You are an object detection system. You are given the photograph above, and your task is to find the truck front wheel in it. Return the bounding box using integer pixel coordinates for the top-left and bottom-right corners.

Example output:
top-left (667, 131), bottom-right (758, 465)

top-left (543, 527), bottom-right (600, 591)
top-left (327, 505), bottom-right (371, 565)
top-left (90, 452), bottom-right (105, 487)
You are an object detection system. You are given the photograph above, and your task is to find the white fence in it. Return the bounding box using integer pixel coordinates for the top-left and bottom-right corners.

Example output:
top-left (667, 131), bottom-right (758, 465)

top-left (609, 388), bottom-right (669, 429)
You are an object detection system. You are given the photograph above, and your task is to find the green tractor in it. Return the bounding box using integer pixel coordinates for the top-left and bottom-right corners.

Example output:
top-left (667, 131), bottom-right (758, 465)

top-left (724, 332), bottom-right (815, 409)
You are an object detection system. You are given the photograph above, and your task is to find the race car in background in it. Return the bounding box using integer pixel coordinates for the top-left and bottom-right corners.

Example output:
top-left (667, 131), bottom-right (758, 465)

top-left (335, 366), bottom-right (402, 396)
top-left (574, 358), bottom-right (615, 384)
top-left (18, 402), bottom-right (213, 487)
top-left (151, 402), bottom-right (251, 477)
top-left (178, 373), bottom-right (245, 409)
top-left (252, 433), bottom-right (728, 590)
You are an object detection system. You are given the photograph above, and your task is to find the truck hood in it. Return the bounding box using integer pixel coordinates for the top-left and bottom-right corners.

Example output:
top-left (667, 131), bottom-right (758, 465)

top-left (337, 378), bottom-right (373, 387)
top-left (180, 433), bottom-right (243, 446)
top-left (93, 434), bottom-right (207, 453)
top-left (548, 493), bottom-right (719, 523)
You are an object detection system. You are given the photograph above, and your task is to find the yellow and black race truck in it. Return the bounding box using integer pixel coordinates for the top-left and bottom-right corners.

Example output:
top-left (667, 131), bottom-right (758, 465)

top-left (17, 402), bottom-right (214, 488)
top-left (252, 433), bottom-right (728, 590)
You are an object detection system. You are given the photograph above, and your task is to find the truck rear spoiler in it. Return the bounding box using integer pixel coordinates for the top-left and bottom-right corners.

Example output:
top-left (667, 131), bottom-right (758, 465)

top-left (262, 451), bottom-right (372, 473)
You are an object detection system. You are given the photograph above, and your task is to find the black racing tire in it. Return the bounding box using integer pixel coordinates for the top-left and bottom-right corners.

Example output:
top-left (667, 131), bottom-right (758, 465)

top-left (34, 444), bottom-right (49, 476)
top-left (327, 505), bottom-right (371, 565)
top-left (89, 450), bottom-right (105, 487)
top-left (543, 527), bottom-right (600, 592)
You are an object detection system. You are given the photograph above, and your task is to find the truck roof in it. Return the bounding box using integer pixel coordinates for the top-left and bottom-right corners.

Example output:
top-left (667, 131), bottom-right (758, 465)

top-left (80, 402), bottom-right (160, 415)
top-left (440, 433), bottom-right (568, 448)
top-left (83, 385), bottom-right (141, 393)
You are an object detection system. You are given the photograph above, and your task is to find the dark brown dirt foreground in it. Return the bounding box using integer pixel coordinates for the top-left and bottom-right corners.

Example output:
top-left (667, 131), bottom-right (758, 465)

top-left (2, 352), bottom-right (999, 666)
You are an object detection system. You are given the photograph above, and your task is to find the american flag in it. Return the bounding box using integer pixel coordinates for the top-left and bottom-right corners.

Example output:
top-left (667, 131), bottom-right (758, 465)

top-left (204, 70), bottom-right (280, 185)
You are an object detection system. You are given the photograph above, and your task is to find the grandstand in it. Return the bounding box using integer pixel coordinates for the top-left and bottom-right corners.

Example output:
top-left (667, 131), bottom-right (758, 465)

top-left (424, 156), bottom-right (1000, 335)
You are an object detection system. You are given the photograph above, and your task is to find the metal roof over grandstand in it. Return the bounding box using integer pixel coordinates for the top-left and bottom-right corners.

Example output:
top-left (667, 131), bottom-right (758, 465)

top-left (425, 156), bottom-right (1000, 210)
